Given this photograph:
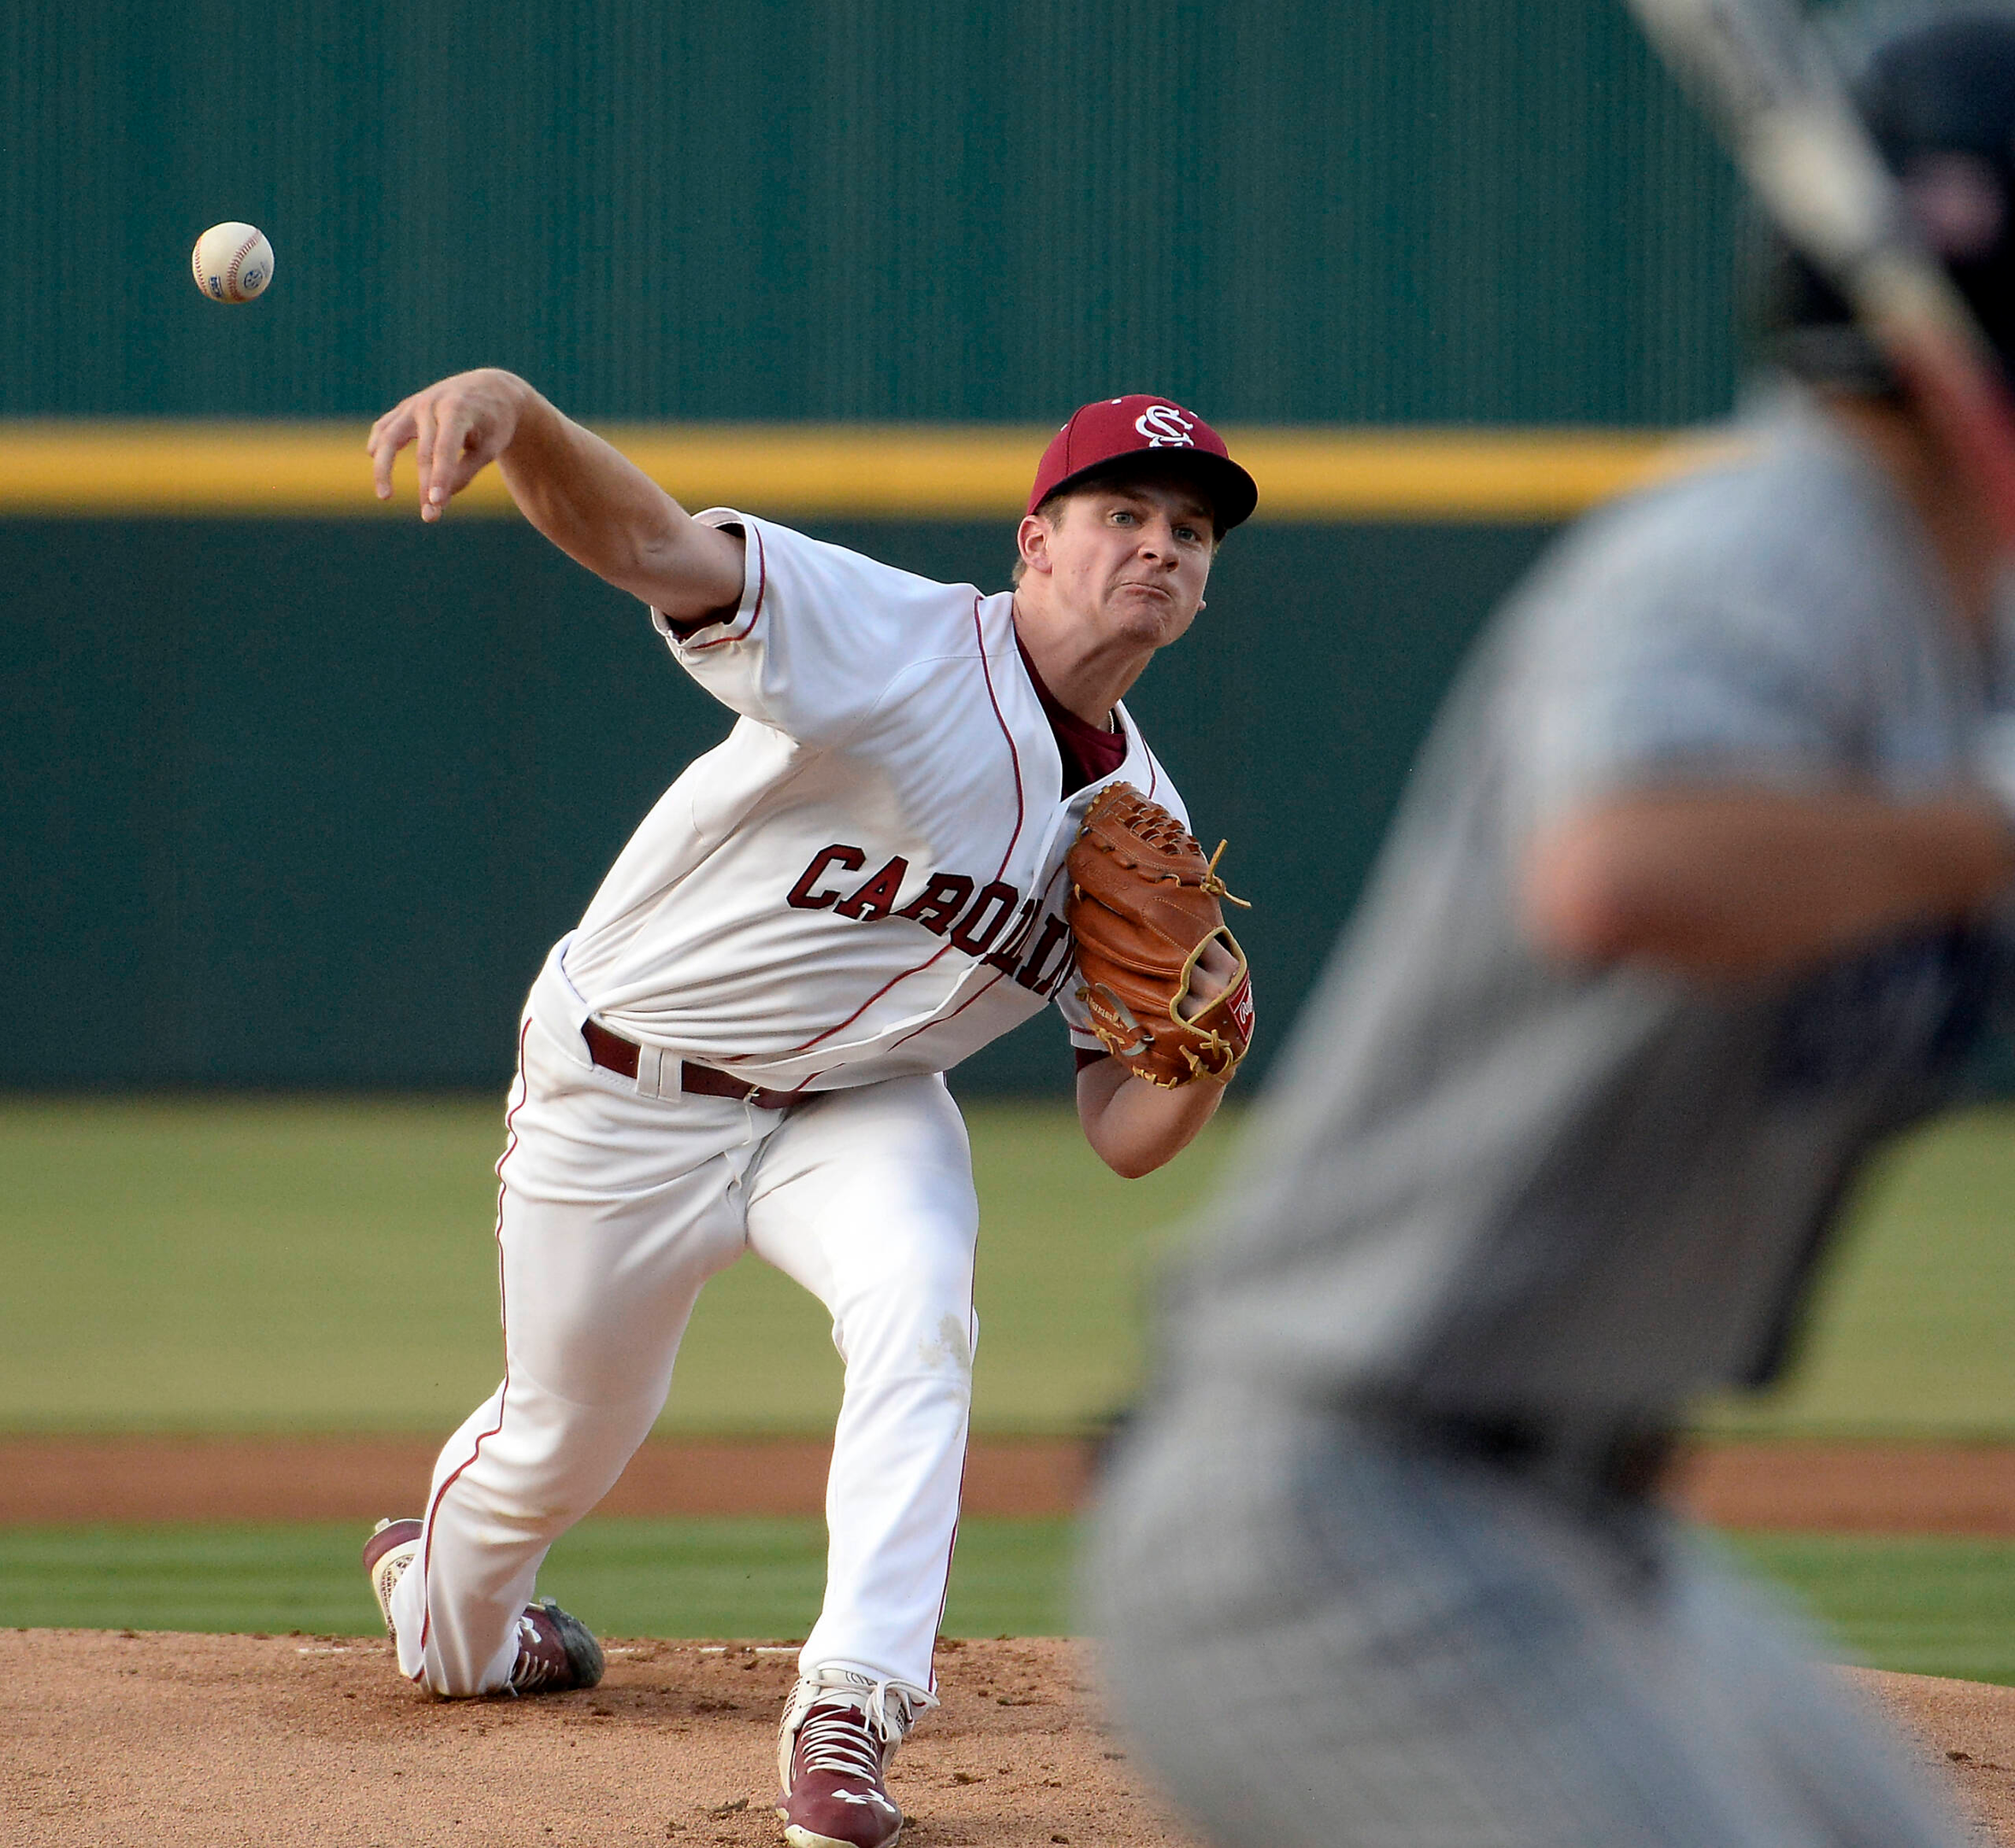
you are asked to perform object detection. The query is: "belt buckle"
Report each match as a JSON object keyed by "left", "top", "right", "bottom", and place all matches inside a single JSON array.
[{"left": 736, "top": 1079, "right": 765, "bottom": 1105}]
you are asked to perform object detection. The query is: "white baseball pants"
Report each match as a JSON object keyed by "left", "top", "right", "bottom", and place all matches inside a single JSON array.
[{"left": 389, "top": 1010, "right": 979, "bottom": 1698}]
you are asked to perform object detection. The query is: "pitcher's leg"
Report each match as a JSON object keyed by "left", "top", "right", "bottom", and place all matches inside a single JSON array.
[
  {"left": 391, "top": 1022, "right": 752, "bottom": 1693},
  {"left": 391, "top": 1349, "right": 671, "bottom": 1691},
  {"left": 745, "top": 1075, "right": 979, "bottom": 1693}
]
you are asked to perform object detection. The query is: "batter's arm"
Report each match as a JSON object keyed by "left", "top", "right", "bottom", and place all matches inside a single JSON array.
[
  {"left": 1075, "top": 936, "right": 1239, "bottom": 1176},
  {"left": 1523, "top": 785, "right": 2015, "bottom": 977},
  {"left": 367, "top": 369, "right": 744, "bottom": 624}
]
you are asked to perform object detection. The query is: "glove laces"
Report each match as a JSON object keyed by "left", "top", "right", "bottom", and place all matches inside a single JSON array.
[{"left": 1203, "top": 838, "right": 1252, "bottom": 909}]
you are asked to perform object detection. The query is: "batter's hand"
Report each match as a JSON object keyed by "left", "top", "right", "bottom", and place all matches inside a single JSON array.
[{"left": 369, "top": 369, "right": 535, "bottom": 521}]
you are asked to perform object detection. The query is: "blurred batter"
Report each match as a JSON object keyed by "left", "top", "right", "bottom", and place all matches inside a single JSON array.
[{"left": 1092, "top": 15, "right": 2015, "bottom": 1848}]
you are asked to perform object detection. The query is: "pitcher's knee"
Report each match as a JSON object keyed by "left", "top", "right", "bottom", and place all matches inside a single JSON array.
[
  {"left": 836, "top": 1297, "right": 976, "bottom": 1389},
  {"left": 460, "top": 1371, "right": 661, "bottom": 1515}
]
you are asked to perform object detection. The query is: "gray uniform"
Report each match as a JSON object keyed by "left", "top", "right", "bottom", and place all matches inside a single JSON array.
[{"left": 1089, "top": 394, "right": 2015, "bottom": 1848}]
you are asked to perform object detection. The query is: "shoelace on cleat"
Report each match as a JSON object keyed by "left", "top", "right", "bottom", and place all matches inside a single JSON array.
[
  {"left": 508, "top": 1611, "right": 564, "bottom": 1692},
  {"left": 795, "top": 1704, "right": 888, "bottom": 1785}
]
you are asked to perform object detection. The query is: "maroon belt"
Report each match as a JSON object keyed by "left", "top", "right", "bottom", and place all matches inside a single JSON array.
[{"left": 582, "top": 1019, "right": 804, "bottom": 1111}]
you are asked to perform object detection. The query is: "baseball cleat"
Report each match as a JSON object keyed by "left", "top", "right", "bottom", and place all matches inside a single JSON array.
[
  {"left": 507, "top": 1597, "right": 605, "bottom": 1694},
  {"left": 776, "top": 1671, "right": 929, "bottom": 1848},
  {"left": 361, "top": 1518, "right": 602, "bottom": 1694},
  {"left": 363, "top": 1516, "right": 423, "bottom": 1642}
]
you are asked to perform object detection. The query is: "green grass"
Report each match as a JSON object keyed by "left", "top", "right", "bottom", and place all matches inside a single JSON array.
[
  {"left": 14, "top": 1100, "right": 2015, "bottom": 1679},
  {"left": 0, "top": 1096, "right": 1231, "bottom": 1436},
  {"left": 1731, "top": 1535, "right": 2015, "bottom": 1685},
  {"left": 1699, "top": 1109, "right": 2015, "bottom": 1437},
  {"left": 7, "top": 1093, "right": 2015, "bottom": 1438},
  {"left": 8, "top": 1519, "right": 2015, "bottom": 1689},
  {"left": 0, "top": 1516, "right": 1074, "bottom": 1639}
]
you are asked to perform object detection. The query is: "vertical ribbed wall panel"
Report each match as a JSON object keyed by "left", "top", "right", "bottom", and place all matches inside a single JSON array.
[{"left": 0, "top": 0, "right": 1738, "bottom": 423}]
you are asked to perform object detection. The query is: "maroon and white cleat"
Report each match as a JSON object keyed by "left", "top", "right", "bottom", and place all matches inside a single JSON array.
[
  {"left": 506, "top": 1597, "right": 604, "bottom": 1693},
  {"left": 775, "top": 1670, "right": 933, "bottom": 1848},
  {"left": 363, "top": 1516, "right": 423, "bottom": 1642},
  {"left": 360, "top": 1518, "right": 602, "bottom": 1694}
]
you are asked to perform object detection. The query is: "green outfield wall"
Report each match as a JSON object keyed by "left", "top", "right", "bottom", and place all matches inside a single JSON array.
[
  {"left": 3, "top": 1, "right": 1746, "bottom": 1090},
  {"left": 2, "top": 512, "right": 1554, "bottom": 1091},
  {"left": 4, "top": 1, "right": 1737, "bottom": 425}
]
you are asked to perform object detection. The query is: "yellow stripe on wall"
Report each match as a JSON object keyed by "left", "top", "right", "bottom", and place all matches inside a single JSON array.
[{"left": 0, "top": 421, "right": 1733, "bottom": 521}]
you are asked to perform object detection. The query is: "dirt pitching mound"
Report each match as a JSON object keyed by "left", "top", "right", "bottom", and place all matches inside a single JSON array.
[
  {"left": 5, "top": 1630, "right": 2012, "bottom": 1847},
  {"left": 0, "top": 1631, "right": 1197, "bottom": 1848},
  {"left": 15, "top": 1435, "right": 2015, "bottom": 1531},
  {"left": 1848, "top": 1667, "right": 2015, "bottom": 1845}
]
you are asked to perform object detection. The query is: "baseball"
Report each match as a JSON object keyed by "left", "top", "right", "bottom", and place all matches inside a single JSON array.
[{"left": 190, "top": 222, "right": 275, "bottom": 304}]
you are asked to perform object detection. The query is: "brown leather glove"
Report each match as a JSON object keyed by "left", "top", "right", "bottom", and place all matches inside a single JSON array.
[{"left": 1065, "top": 782, "right": 1254, "bottom": 1087}]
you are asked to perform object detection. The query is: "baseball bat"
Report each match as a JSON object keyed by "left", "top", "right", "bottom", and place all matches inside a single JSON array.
[{"left": 1625, "top": 0, "right": 2015, "bottom": 542}]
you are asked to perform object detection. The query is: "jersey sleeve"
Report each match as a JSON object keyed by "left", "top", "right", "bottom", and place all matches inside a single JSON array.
[
  {"left": 1053, "top": 974, "right": 1106, "bottom": 1055},
  {"left": 649, "top": 511, "right": 975, "bottom": 748}
]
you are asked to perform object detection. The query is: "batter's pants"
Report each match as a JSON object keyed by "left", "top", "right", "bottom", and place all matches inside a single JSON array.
[
  {"left": 389, "top": 1012, "right": 979, "bottom": 1698},
  {"left": 1087, "top": 1378, "right": 1969, "bottom": 1848}
]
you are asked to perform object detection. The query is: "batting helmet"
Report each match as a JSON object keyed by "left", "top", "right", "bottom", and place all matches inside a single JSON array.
[{"left": 1761, "top": 9, "right": 2015, "bottom": 388}]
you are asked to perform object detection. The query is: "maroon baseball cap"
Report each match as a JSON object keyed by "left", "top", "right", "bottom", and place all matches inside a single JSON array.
[{"left": 1027, "top": 394, "right": 1259, "bottom": 532}]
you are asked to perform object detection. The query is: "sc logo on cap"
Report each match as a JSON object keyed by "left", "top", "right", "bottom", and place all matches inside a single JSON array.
[{"left": 1135, "top": 405, "right": 1196, "bottom": 447}]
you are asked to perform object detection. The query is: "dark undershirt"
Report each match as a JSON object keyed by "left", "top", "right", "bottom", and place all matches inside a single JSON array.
[{"left": 1016, "top": 636, "right": 1128, "bottom": 795}]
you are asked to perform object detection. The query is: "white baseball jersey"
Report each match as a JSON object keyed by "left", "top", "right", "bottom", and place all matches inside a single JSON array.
[{"left": 528, "top": 510, "right": 1187, "bottom": 1089}]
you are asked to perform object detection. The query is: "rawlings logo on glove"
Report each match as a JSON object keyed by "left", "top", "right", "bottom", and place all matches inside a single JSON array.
[{"left": 1066, "top": 782, "right": 1255, "bottom": 1088}]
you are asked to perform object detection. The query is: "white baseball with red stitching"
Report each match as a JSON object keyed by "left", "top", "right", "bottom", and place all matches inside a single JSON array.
[{"left": 190, "top": 222, "right": 275, "bottom": 303}]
